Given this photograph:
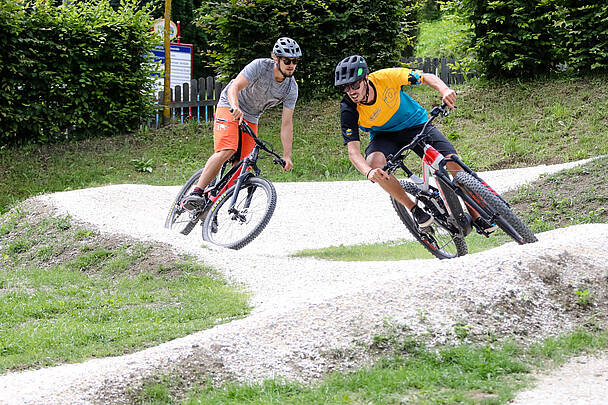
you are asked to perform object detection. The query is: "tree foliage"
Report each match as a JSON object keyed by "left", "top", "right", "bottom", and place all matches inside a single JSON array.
[
  {"left": 555, "top": 0, "right": 608, "bottom": 74},
  {"left": 0, "top": 0, "right": 159, "bottom": 145},
  {"left": 460, "top": 0, "right": 559, "bottom": 78},
  {"left": 197, "top": 0, "right": 420, "bottom": 99},
  {"left": 460, "top": 0, "right": 608, "bottom": 78}
]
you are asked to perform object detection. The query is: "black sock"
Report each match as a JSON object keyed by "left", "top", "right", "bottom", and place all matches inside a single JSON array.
[{"left": 192, "top": 187, "right": 204, "bottom": 196}]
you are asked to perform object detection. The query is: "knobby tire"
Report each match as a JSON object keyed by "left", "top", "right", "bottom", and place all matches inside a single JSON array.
[
  {"left": 202, "top": 176, "right": 276, "bottom": 250},
  {"left": 454, "top": 171, "right": 537, "bottom": 244},
  {"left": 391, "top": 180, "right": 468, "bottom": 260},
  {"left": 165, "top": 168, "right": 205, "bottom": 235}
]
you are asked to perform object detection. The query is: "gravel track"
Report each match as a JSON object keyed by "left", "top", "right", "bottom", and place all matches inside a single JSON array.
[{"left": 1, "top": 158, "right": 606, "bottom": 404}]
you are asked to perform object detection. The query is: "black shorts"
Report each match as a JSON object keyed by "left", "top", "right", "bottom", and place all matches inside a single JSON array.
[{"left": 364, "top": 124, "right": 457, "bottom": 159}]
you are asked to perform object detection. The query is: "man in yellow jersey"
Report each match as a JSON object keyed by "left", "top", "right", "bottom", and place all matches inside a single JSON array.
[{"left": 335, "top": 55, "right": 496, "bottom": 232}]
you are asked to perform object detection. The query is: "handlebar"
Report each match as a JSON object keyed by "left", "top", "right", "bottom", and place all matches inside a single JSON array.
[
  {"left": 382, "top": 103, "right": 452, "bottom": 172},
  {"left": 228, "top": 108, "right": 286, "bottom": 168},
  {"left": 237, "top": 119, "right": 287, "bottom": 168}
]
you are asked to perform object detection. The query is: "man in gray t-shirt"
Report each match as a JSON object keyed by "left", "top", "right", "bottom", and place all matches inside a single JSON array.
[{"left": 181, "top": 37, "right": 302, "bottom": 210}]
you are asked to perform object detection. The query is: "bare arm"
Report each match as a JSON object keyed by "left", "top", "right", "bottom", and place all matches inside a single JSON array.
[
  {"left": 347, "top": 141, "right": 372, "bottom": 177},
  {"left": 279, "top": 107, "right": 295, "bottom": 171},
  {"left": 422, "top": 73, "right": 457, "bottom": 109},
  {"left": 227, "top": 73, "right": 249, "bottom": 122}
]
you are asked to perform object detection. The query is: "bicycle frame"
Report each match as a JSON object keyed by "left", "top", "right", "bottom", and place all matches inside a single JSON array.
[
  {"left": 204, "top": 122, "right": 284, "bottom": 215},
  {"left": 385, "top": 104, "right": 520, "bottom": 238}
]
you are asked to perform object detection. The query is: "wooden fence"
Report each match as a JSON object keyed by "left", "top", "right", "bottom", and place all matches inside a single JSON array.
[
  {"left": 400, "top": 57, "right": 477, "bottom": 85},
  {"left": 153, "top": 76, "right": 226, "bottom": 126},
  {"left": 152, "top": 57, "right": 474, "bottom": 125}
]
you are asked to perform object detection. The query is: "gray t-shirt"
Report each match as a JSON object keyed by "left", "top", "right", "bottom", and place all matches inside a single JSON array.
[{"left": 218, "top": 58, "right": 298, "bottom": 124}]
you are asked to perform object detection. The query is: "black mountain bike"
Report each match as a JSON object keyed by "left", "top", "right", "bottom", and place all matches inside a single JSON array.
[
  {"left": 384, "top": 104, "right": 537, "bottom": 260},
  {"left": 165, "top": 121, "right": 285, "bottom": 250}
]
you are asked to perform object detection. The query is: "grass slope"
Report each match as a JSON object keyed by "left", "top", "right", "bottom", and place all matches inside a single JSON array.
[{"left": 0, "top": 202, "right": 250, "bottom": 372}]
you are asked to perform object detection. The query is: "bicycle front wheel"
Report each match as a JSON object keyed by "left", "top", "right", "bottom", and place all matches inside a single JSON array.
[
  {"left": 455, "top": 171, "right": 537, "bottom": 244},
  {"left": 202, "top": 176, "right": 277, "bottom": 250},
  {"left": 391, "top": 180, "right": 468, "bottom": 260}
]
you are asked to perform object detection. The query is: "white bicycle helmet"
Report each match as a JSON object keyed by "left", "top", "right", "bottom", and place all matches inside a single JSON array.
[{"left": 273, "top": 37, "right": 302, "bottom": 58}]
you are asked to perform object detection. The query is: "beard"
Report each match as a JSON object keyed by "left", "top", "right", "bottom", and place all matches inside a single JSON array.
[{"left": 277, "top": 63, "right": 294, "bottom": 78}]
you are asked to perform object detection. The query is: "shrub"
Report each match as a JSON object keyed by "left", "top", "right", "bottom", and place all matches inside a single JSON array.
[
  {"left": 556, "top": 1, "right": 608, "bottom": 74},
  {"left": 0, "top": 0, "right": 159, "bottom": 145},
  {"left": 460, "top": 0, "right": 560, "bottom": 78},
  {"left": 197, "top": 0, "right": 420, "bottom": 99}
]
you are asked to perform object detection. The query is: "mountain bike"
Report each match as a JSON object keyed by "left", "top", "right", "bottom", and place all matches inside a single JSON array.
[
  {"left": 384, "top": 104, "right": 537, "bottom": 260},
  {"left": 165, "top": 121, "right": 285, "bottom": 250}
]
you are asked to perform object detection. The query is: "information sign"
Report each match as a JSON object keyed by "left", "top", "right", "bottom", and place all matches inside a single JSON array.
[{"left": 150, "top": 43, "right": 193, "bottom": 94}]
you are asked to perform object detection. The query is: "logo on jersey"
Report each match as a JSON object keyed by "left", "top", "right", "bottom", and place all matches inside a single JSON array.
[
  {"left": 382, "top": 87, "right": 397, "bottom": 108},
  {"left": 369, "top": 107, "right": 381, "bottom": 121},
  {"left": 408, "top": 71, "right": 422, "bottom": 85}
]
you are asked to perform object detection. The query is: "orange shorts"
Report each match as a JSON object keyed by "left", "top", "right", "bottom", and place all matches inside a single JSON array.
[{"left": 213, "top": 106, "right": 258, "bottom": 160}]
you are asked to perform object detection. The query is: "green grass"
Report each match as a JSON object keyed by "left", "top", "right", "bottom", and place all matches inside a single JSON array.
[
  {"left": 133, "top": 329, "right": 608, "bottom": 404},
  {"left": 293, "top": 232, "right": 511, "bottom": 261},
  {"left": 508, "top": 156, "right": 608, "bottom": 230},
  {"left": 1, "top": 19, "right": 607, "bottom": 405},
  {"left": 415, "top": 13, "right": 473, "bottom": 60},
  {"left": 0, "top": 210, "right": 250, "bottom": 371}
]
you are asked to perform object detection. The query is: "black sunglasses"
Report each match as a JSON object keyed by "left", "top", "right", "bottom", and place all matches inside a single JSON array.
[
  {"left": 342, "top": 78, "right": 364, "bottom": 93},
  {"left": 281, "top": 58, "right": 300, "bottom": 65}
]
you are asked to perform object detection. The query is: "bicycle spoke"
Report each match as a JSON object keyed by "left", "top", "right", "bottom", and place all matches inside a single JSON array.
[{"left": 203, "top": 177, "right": 277, "bottom": 249}]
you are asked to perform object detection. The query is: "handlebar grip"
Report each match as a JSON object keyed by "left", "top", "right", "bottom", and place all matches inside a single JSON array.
[{"left": 274, "top": 157, "right": 286, "bottom": 168}]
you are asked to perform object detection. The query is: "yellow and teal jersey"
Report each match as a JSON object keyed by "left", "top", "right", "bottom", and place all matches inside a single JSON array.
[{"left": 339, "top": 68, "right": 427, "bottom": 144}]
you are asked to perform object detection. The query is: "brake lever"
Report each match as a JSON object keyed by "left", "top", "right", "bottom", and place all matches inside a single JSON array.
[
  {"left": 380, "top": 153, "right": 395, "bottom": 172},
  {"left": 273, "top": 157, "right": 286, "bottom": 168}
]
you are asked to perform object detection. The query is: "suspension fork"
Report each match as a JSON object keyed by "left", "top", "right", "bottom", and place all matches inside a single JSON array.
[
  {"left": 435, "top": 168, "right": 521, "bottom": 237},
  {"left": 449, "top": 155, "right": 508, "bottom": 205},
  {"left": 433, "top": 170, "right": 492, "bottom": 219}
]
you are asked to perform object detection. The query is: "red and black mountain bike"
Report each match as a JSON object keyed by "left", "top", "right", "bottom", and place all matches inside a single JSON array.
[
  {"left": 384, "top": 104, "right": 537, "bottom": 259},
  {"left": 165, "top": 121, "right": 285, "bottom": 250}
]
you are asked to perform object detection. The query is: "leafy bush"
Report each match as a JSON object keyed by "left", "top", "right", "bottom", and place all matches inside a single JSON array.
[
  {"left": 459, "top": 0, "right": 608, "bottom": 78},
  {"left": 197, "top": 0, "right": 420, "bottom": 99},
  {"left": 0, "top": 0, "right": 159, "bottom": 145},
  {"left": 460, "top": 0, "right": 560, "bottom": 78},
  {"left": 418, "top": 0, "right": 441, "bottom": 21},
  {"left": 556, "top": 1, "right": 608, "bottom": 74}
]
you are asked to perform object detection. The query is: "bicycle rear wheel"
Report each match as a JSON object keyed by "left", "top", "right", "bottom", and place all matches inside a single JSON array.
[
  {"left": 165, "top": 169, "right": 203, "bottom": 235},
  {"left": 202, "top": 176, "right": 276, "bottom": 250},
  {"left": 454, "top": 171, "right": 537, "bottom": 244},
  {"left": 391, "top": 180, "right": 468, "bottom": 260}
]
